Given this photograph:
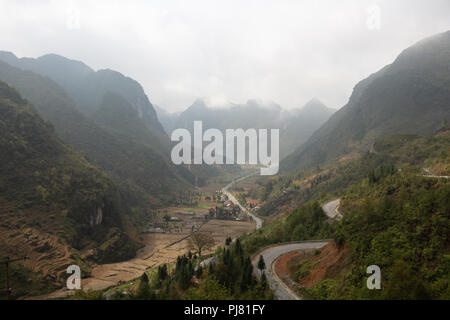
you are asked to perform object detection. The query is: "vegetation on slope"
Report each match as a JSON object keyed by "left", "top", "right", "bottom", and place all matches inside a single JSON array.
[
  {"left": 242, "top": 202, "right": 333, "bottom": 254},
  {"left": 0, "top": 60, "right": 194, "bottom": 206},
  {"left": 244, "top": 130, "right": 449, "bottom": 299},
  {"left": 68, "top": 239, "right": 272, "bottom": 300},
  {"left": 0, "top": 81, "right": 139, "bottom": 298},
  {"left": 308, "top": 172, "right": 449, "bottom": 299}
]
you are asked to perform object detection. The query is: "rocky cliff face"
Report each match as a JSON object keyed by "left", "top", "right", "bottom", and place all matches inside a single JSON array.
[{"left": 90, "top": 205, "right": 104, "bottom": 228}]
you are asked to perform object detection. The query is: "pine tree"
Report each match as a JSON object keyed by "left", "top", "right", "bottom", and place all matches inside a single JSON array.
[
  {"left": 257, "top": 255, "right": 266, "bottom": 275},
  {"left": 261, "top": 271, "right": 268, "bottom": 290},
  {"left": 158, "top": 264, "right": 168, "bottom": 284},
  {"left": 136, "top": 272, "right": 151, "bottom": 299}
]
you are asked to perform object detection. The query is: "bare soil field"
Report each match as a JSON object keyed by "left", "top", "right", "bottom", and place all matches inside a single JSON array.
[
  {"left": 274, "top": 241, "right": 351, "bottom": 291},
  {"left": 29, "top": 218, "right": 254, "bottom": 299}
]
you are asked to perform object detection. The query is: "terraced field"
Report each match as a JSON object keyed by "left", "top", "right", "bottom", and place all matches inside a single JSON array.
[{"left": 0, "top": 198, "right": 72, "bottom": 281}]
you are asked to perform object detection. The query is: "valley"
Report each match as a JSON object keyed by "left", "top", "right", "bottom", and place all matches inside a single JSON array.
[
  {"left": 27, "top": 174, "right": 257, "bottom": 299},
  {"left": 0, "top": 27, "right": 449, "bottom": 301}
]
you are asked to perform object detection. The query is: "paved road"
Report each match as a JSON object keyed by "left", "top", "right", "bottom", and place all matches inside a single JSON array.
[
  {"left": 249, "top": 199, "right": 340, "bottom": 300},
  {"left": 252, "top": 241, "right": 329, "bottom": 300},
  {"left": 321, "top": 198, "right": 342, "bottom": 220},
  {"left": 222, "top": 174, "right": 263, "bottom": 229},
  {"left": 422, "top": 168, "right": 449, "bottom": 179}
]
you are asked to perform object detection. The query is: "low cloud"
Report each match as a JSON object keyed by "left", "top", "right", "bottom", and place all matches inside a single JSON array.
[{"left": 1, "top": 0, "right": 449, "bottom": 111}]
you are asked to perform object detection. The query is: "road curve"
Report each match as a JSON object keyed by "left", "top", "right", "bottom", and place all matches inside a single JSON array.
[
  {"left": 222, "top": 174, "right": 263, "bottom": 229},
  {"left": 249, "top": 199, "right": 340, "bottom": 300},
  {"left": 252, "top": 241, "right": 329, "bottom": 300},
  {"left": 321, "top": 198, "right": 342, "bottom": 220},
  {"left": 422, "top": 168, "right": 449, "bottom": 179}
]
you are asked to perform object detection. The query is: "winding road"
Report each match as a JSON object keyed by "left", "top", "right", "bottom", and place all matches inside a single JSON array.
[
  {"left": 321, "top": 198, "right": 342, "bottom": 220},
  {"left": 422, "top": 168, "right": 450, "bottom": 179},
  {"left": 222, "top": 174, "right": 263, "bottom": 229},
  {"left": 252, "top": 241, "right": 329, "bottom": 300},
  {"left": 251, "top": 166, "right": 448, "bottom": 299},
  {"left": 249, "top": 198, "right": 341, "bottom": 300}
]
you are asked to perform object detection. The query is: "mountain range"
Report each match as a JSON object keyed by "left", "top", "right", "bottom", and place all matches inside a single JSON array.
[
  {"left": 0, "top": 29, "right": 449, "bottom": 299},
  {"left": 0, "top": 53, "right": 195, "bottom": 203},
  {"left": 156, "top": 97, "right": 336, "bottom": 160}
]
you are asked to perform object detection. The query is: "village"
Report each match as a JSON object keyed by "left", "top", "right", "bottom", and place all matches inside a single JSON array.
[
  {"left": 31, "top": 176, "right": 262, "bottom": 297},
  {"left": 144, "top": 189, "right": 259, "bottom": 235}
]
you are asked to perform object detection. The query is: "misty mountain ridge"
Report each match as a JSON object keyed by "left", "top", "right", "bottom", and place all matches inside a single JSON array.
[
  {"left": 155, "top": 97, "right": 335, "bottom": 159},
  {"left": 282, "top": 30, "right": 450, "bottom": 172},
  {"left": 0, "top": 55, "right": 195, "bottom": 204},
  {"left": 0, "top": 51, "right": 165, "bottom": 137}
]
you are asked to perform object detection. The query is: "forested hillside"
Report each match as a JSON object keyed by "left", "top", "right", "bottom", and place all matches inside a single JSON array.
[
  {"left": 0, "top": 81, "right": 139, "bottom": 297},
  {"left": 242, "top": 129, "right": 449, "bottom": 299},
  {"left": 0, "top": 60, "right": 195, "bottom": 205}
]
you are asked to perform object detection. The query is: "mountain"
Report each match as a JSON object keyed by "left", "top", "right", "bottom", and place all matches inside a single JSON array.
[
  {"left": 157, "top": 98, "right": 334, "bottom": 159},
  {"left": 154, "top": 104, "right": 180, "bottom": 135},
  {"left": 281, "top": 98, "right": 336, "bottom": 158},
  {"left": 0, "top": 58, "right": 194, "bottom": 203},
  {"left": 0, "top": 52, "right": 165, "bottom": 134},
  {"left": 282, "top": 30, "right": 450, "bottom": 172},
  {"left": 0, "top": 51, "right": 168, "bottom": 157},
  {"left": 0, "top": 81, "right": 139, "bottom": 297},
  {"left": 176, "top": 98, "right": 283, "bottom": 131}
]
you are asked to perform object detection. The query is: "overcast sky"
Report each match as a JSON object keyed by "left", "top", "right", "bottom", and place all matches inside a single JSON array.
[{"left": 1, "top": 0, "right": 449, "bottom": 112}]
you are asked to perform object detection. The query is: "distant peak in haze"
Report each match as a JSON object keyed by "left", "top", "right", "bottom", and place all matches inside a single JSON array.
[
  {"left": 0, "top": 51, "right": 17, "bottom": 61},
  {"left": 189, "top": 98, "right": 209, "bottom": 110},
  {"left": 301, "top": 98, "right": 329, "bottom": 112},
  {"left": 245, "top": 98, "right": 281, "bottom": 111},
  {"left": 37, "top": 53, "right": 94, "bottom": 75},
  {"left": 187, "top": 97, "right": 282, "bottom": 112}
]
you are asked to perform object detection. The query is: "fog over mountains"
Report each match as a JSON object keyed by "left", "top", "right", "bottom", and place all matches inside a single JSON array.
[
  {"left": 0, "top": 27, "right": 449, "bottom": 300},
  {"left": 0, "top": 52, "right": 196, "bottom": 201},
  {"left": 156, "top": 97, "right": 335, "bottom": 159},
  {"left": 0, "top": 51, "right": 165, "bottom": 135}
]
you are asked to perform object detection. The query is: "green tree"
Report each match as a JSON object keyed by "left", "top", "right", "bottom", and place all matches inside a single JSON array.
[
  {"left": 257, "top": 255, "right": 266, "bottom": 276},
  {"left": 157, "top": 264, "right": 168, "bottom": 284},
  {"left": 136, "top": 272, "right": 151, "bottom": 299}
]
